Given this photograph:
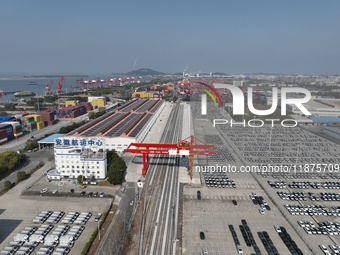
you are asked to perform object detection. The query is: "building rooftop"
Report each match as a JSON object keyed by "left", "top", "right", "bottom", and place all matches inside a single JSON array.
[
  {"left": 38, "top": 133, "right": 64, "bottom": 144},
  {"left": 68, "top": 99, "right": 162, "bottom": 138}
]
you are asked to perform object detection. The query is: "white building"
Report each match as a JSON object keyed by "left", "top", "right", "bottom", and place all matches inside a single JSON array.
[{"left": 54, "top": 147, "right": 107, "bottom": 180}]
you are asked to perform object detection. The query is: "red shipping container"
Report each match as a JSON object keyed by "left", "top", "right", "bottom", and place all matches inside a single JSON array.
[{"left": 0, "top": 129, "right": 7, "bottom": 139}]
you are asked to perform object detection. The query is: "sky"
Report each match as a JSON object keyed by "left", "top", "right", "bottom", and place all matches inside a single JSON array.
[{"left": 1, "top": 0, "right": 340, "bottom": 75}]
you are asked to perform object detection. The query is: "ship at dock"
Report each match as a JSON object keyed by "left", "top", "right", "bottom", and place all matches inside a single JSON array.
[{"left": 14, "top": 91, "right": 36, "bottom": 97}]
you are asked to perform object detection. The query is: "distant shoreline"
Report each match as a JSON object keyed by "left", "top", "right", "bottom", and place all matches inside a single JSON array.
[{"left": 0, "top": 75, "right": 89, "bottom": 81}]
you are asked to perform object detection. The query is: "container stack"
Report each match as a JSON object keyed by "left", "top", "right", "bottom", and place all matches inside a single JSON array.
[
  {"left": 0, "top": 123, "right": 14, "bottom": 141},
  {"left": 85, "top": 102, "right": 93, "bottom": 112},
  {"left": 37, "top": 110, "right": 58, "bottom": 126},
  {"left": 13, "top": 123, "right": 23, "bottom": 138},
  {"left": 56, "top": 103, "right": 92, "bottom": 119},
  {"left": 27, "top": 114, "right": 45, "bottom": 130},
  {"left": 21, "top": 116, "right": 37, "bottom": 132},
  {"left": 0, "top": 121, "right": 23, "bottom": 139},
  {"left": 0, "top": 127, "right": 7, "bottom": 145}
]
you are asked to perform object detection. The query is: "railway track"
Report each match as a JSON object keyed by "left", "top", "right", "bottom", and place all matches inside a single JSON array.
[{"left": 137, "top": 103, "right": 183, "bottom": 255}]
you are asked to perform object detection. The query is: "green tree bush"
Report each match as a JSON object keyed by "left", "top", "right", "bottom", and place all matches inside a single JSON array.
[
  {"left": 17, "top": 171, "right": 27, "bottom": 182},
  {"left": 4, "top": 180, "right": 12, "bottom": 190}
]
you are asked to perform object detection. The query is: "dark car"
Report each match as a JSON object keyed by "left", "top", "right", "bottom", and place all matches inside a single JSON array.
[
  {"left": 70, "top": 189, "right": 75, "bottom": 193},
  {"left": 232, "top": 199, "right": 238, "bottom": 205},
  {"left": 197, "top": 191, "right": 202, "bottom": 200},
  {"left": 80, "top": 191, "right": 86, "bottom": 196},
  {"left": 88, "top": 192, "right": 93, "bottom": 197},
  {"left": 200, "top": 231, "right": 205, "bottom": 240}
]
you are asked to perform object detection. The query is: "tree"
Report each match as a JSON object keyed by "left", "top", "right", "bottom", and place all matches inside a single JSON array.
[
  {"left": 77, "top": 175, "right": 86, "bottom": 184},
  {"left": 24, "top": 139, "right": 38, "bottom": 151},
  {"left": 0, "top": 151, "right": 21, "bottom": 175},
  {"left": 17, "top": 171, "right": 27, "bottom": 182},
  {"left": 107, "top": 152, "right": 126, "bottom": 185},
  {"left": 4, "top": 180, "right": 12, "bottom": 190},
  {"left": 88, "top": 111, "right": 96, "bottom": 119}
]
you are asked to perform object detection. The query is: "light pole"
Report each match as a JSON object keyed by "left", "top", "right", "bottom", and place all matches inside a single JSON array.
[
  {"left": 97, "top": 219, "right": 102, "bottom": 240},
  {"left": 37, "top": 94, "right": 39, "bottom": 112}
]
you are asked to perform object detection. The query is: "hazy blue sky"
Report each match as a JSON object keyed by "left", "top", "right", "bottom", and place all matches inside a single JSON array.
[{"left": 1, "top": 1, "right": 340, "bottom": 74}]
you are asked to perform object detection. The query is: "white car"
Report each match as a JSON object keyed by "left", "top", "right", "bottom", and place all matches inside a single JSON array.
[
  {"left": 237, "top": 245, "right": 243, "bottom": 254},
  {"left": 40, "top": 188, "right": 48, "bottom": 194},
  {"left": 319, "top": 245, "right": 329, "bottom": 254},
  {"left": 274, "top": 225, "right": 282, "bottom": 233}
]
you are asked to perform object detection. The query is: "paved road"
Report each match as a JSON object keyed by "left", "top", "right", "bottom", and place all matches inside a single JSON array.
[
  {"left": 0, "top": 149, "right": 54, "bottom": 192},
  {"left": 96, "top": 182, "right": 137, "bottom": 255}
]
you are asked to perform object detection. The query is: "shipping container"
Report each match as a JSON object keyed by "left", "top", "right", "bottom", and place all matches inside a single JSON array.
[
  {"left": 0, "top": 116, "right": 16, "bottom": 122},
  {"left": 0, "top": 129, "right": 7, "bottom": 139}
]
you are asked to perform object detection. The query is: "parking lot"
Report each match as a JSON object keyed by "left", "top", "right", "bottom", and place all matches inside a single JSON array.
[
  {"left": 0, "top": 167, "right": 112, "bottom": 255},
  {"left": 188, "top": 105, "right": 340, "bottom": 254},
  {"left": 182, "top": 184, "right": 312, "bottom": 255}
]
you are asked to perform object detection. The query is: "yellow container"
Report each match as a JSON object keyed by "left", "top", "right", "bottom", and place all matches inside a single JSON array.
[
  {"left": 65, "top": 100, "right": 76, "bottom": 107},
  {"left": 37, "top": 121, "right": 45, "bottom": 130},
  {"left": 91, "top": 98, "right": 106, "bottom": 107},
  {"left": 26, "top": 114, "right": 42, "bottom": 123}
]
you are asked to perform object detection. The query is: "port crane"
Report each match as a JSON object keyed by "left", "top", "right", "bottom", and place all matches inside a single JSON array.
[
  {"left": 45, "top": 79, "right": 54, "bottom": 95},
  {"left": 74, "top": 78, "right": 86, "bottom": 91},
  {"left": 126, "top": 135, "right": 216, "bottom": 179},
  {"left": 57, "top": 76, "right": 64, "bottom": 94}
]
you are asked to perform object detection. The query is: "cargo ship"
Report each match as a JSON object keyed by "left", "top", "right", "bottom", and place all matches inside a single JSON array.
[{"left": 14, "top": 91, "right": 36, "bottom": 97}]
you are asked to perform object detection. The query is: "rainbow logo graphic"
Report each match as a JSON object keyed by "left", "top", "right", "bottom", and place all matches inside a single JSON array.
[{"left": 197, "top": 81, "right": 223, "bottom": 114}]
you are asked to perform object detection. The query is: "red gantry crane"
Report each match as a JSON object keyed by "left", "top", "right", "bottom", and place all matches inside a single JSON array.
[
  {"left": 45, "top": 79, "right": 54, "bottom": 95},
  {"left": 74, "top": 78, "right": 86, "bottom": 91},
  {"left": 126, "top": 135, "right": 216, "bottom": 179},
  {"left": 57, "top": 76, "right": 64, "bottom": 94}
]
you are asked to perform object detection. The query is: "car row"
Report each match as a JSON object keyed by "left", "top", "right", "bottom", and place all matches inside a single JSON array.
[
  {"left": 319, "top": 244, "right": 340, "bottom": 255},
  {"left": 74, "top": 212, "right": 92, "bottom": 225},
  {"left": 297, "top": 220, "right": 315, "bottom": 228},
  {"left": 288, "top": 181, "right": 322, "bottom": 189},
  {"left": 258, "top": 231, "right": 279, "bottom": 255},
  {"left": 45, "top": 212, "right": 65, "bottom": 224},
  {"left": 203, "top": 172, "right": 236, "bottom": 188},
  {"left": 61, "top": 212, "right": 80, "bottom": 225},
  {"left": 277, "top": 191, "right": 308, "bottom": 201},
  {"left": 284, "top": 204, "right": 340, "bottom": 217},
  {"left": 228, "top": 225, "right": 243, "bottom": 254},
  {"left": 277, "top": 226, "right": 303, "bottom": 255},
  {"left": 79, "top": 191, "right": 105, "bottom": 197},
  {"left": 240, "top": 219, "right": 262, "bottom": 255},
  {"left": 320, "top": 192, "right": 340, "bottom": 201},
  {"left": 267, "top": 181, "right": 286, "bottom": 189},
  {"left": 302, "top": 221, "right": 340, "bottom": 236},
  {"left": 32, "top": 211, "right": 54, "bottom": 224}
]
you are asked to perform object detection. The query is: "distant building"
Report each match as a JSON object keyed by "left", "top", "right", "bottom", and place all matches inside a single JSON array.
[{"left": 233, "top": 80, "right": 244, "bottom": 87}]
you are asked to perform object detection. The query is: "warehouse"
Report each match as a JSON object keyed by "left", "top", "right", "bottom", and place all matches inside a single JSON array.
[
  {"left": 57, "top": 98, "right": 164, "bottom": 152},
  {"left": 53, "top": 99, "right": 164, "bottom": 179}
]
